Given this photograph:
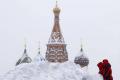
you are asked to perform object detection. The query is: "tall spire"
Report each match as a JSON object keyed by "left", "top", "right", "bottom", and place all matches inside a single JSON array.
[
  {"left": 46, "top": 2, "right": 68, "bottom": 63},
  {"left": 53, "top": 1, "right": 61, "bottom": 32},
  {"left": 48, "top": 1, "right": 64, "bottom": 44}
]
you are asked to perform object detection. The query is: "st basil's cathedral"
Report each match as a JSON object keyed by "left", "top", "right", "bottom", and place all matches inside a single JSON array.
[{"left": 16, "top": 2, "right": 89, "bottom": 68}]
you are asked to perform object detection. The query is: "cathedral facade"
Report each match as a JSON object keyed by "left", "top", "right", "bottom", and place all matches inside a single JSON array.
[{"left": 16, "top": 3, "right": 89, "bottom": 68}]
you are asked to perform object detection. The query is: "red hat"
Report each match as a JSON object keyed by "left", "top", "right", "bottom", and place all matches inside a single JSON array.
[{"left": 103, "top": 59, "right": 109, "bottom": 64}]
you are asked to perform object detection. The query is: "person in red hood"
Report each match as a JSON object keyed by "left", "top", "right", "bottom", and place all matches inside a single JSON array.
[
  {"left": 97, "top": 62, "right": 104, "bottom": 75},
  {"left": 97, "top": 59, "right": 113, "bottom": 80}
]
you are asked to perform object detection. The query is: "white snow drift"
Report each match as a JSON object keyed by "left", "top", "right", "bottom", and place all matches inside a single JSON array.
[{"left": 2, "top": 61, "right": 103, "bottom": 80}]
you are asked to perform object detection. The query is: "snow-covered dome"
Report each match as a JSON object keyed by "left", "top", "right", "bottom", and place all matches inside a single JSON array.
[
  {"left": 74, "top": 46, "right": 89, "bottom": 67},
  {"left": 34, "top": 52, "right": 45, "bottom": 63},
  {"left": 16, "top": 48, "right": 32, "bottom": 66}
]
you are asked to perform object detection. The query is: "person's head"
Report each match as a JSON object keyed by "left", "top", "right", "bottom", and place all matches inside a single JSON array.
[{"left": 103, "top": 59, "right": 109, "bottom": 64}]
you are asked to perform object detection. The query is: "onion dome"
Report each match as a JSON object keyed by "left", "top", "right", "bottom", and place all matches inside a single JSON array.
[
  {"left": 16, "top": 44, "right": 32, "bottom": 66},
  {"left": 53, "top": 1, "right": 60, "bottom": 14},
  {"left": 74, "top": 44, "right": 89, "bottom": 67},
  {"left": 34, "top": 42, "right": 45, "bottom": 63}
]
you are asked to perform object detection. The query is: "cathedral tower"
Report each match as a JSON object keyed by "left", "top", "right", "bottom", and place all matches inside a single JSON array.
[{"left": 45, "top": 2, "right": 68, "bottom": 63}]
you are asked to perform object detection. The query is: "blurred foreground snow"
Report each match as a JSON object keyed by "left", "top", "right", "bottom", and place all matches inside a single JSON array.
[{"left": 1, "top": 61, "right": 103, "bottom": 80}]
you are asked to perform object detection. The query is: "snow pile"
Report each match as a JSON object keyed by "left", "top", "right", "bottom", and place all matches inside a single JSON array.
[
  {"left": 2, "top": 61, "right": 103, "bottom": 80},
  {"left": 0, "top": 75, "right": 3, "bottom": 80}
]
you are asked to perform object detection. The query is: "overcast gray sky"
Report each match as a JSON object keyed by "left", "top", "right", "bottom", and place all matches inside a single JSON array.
[{"left": 0, "top": 0, "right": 120, "bottom": 79}]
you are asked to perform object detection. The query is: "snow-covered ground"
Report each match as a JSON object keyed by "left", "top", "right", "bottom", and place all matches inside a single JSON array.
[
  {"left": 0, "top": 75, "right": 3, "bottom": 80},
  {"left": 1, "top": 61, "right": 103, "bottom": 80}
]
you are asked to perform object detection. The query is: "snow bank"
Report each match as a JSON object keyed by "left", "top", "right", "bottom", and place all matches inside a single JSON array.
[
  {"left": 0, "top": 75, "right": 3, "bottom": 80},
  {"left": 2, "top": 61, "right": 103, "bottom": 80}
]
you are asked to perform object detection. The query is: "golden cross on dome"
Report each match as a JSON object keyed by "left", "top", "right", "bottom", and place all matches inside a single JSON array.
[
  {"left": 81, "top": 44, "right": 83, "bottom": 49},
  {"left": 56, "top": 0, "right": 58, "bottom": 7},
  {"left": 80, "top": 39, "right": 84, "bottom": 52},
  {"left": 38, "top": 41, "right": 40, "bottom": 51},
  {"left": 24, "top": 38, "right": 27, "bottom": 49},
  {"left": 81, "top": 44, "right": 83, "bottom": 52},
  {"left": 23, "top": 38, "right": 27, "bottom": 53}
]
